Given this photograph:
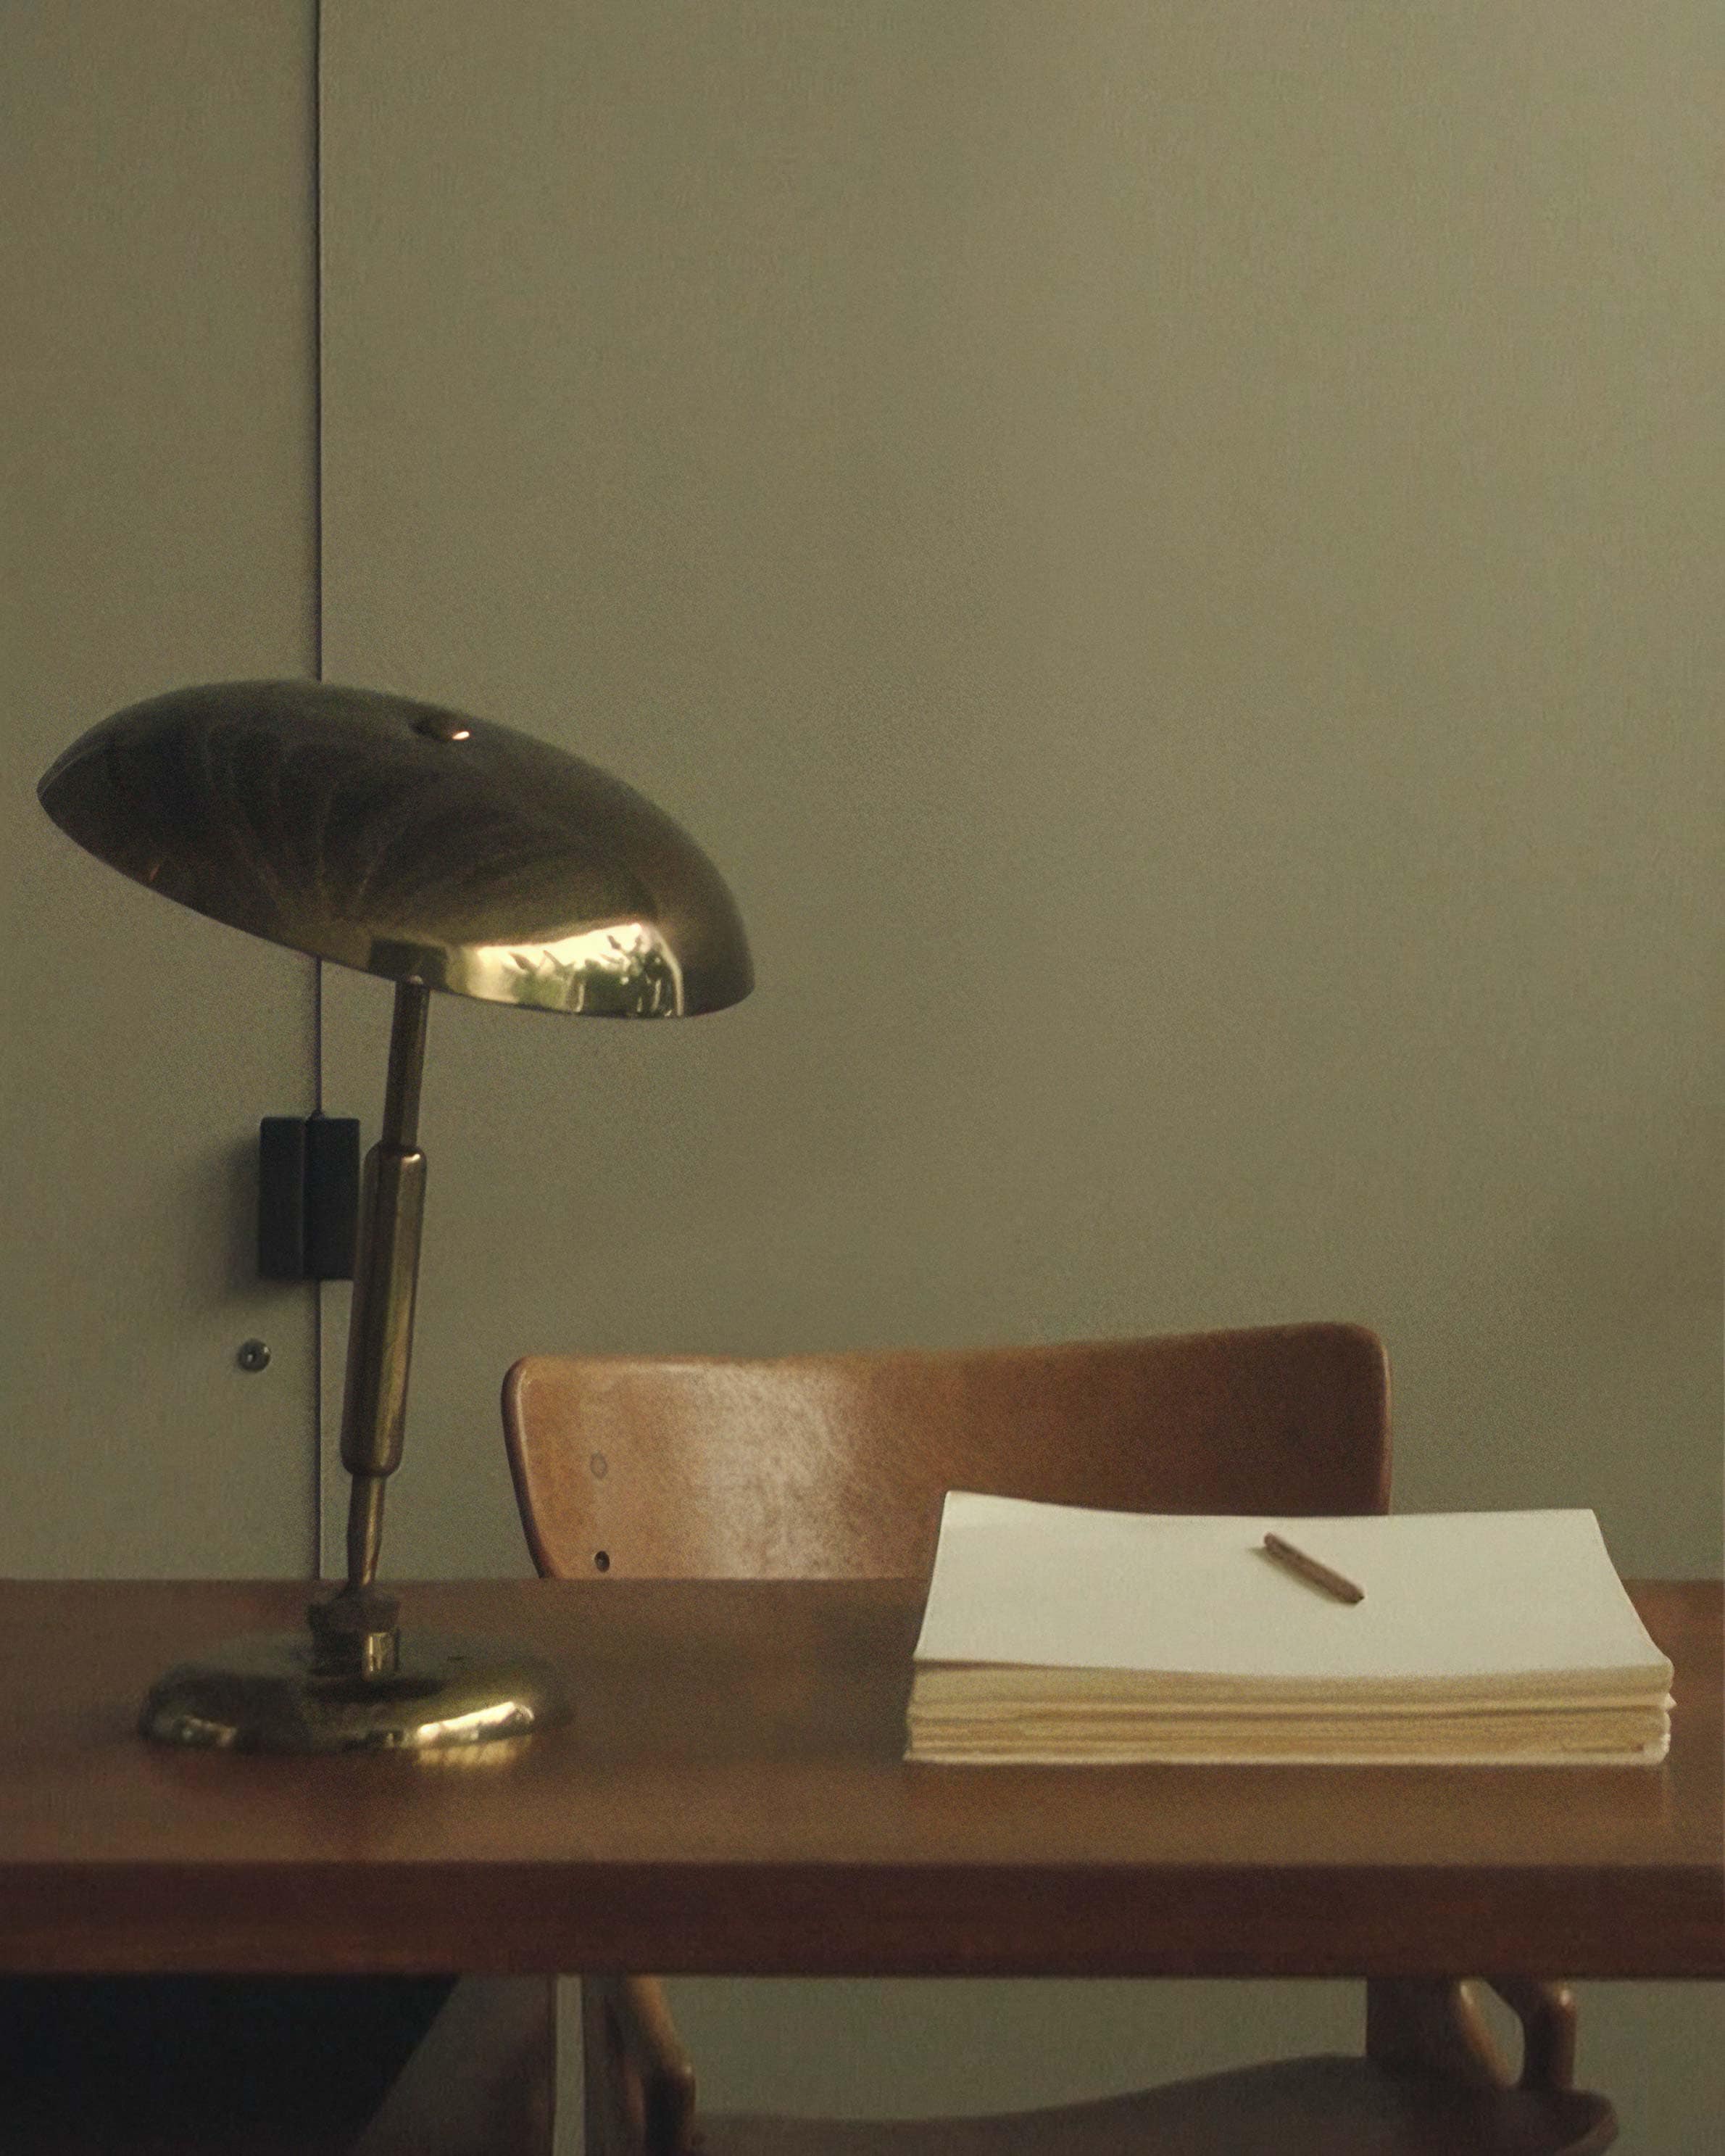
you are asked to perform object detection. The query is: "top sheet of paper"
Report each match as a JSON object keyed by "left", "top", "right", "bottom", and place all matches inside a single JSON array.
[{"left": 913, "top": 1496, "right": 1671, "bottom": 1685}]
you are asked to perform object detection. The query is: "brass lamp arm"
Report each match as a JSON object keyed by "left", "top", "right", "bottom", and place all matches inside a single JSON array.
[{"left": 339, "top": 979, "right": 431, "bottom": 1600}]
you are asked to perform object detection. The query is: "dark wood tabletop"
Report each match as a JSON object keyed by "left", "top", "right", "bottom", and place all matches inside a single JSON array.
[{"left": 1, "top": 1578, "right": 1718, "bottom": 1980}]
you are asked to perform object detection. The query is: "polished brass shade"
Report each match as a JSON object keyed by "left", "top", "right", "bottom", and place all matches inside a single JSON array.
[
  {"left": 40, "top": 679, "right": 753, "bottom": 1751},
  {"left": 39, "top": 678, "right": 753, "bottom": 1019}
]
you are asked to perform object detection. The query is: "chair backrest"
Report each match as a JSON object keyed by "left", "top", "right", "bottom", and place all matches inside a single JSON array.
[{"left": 502, "top": 1322, "right": 1391, "bottom": 1581}]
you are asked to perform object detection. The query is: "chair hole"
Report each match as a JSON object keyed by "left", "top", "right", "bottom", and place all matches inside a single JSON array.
[{"left": 594, "top": 1550, "right": 610, "bottom": 1572}]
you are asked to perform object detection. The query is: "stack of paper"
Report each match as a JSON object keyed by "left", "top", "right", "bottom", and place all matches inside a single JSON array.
[{"left": 907, "top": 1496, "right": 1673, "bottom": 1765}]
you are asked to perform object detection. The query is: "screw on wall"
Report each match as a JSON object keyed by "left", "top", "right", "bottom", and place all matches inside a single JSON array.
[{"left": 236, "top": 1339, "right": 272, "bottom": 1373}]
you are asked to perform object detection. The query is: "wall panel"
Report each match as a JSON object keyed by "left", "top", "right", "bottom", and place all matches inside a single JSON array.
[{"left": 1, "top": 0, "right": 321, "bottom": 1575}]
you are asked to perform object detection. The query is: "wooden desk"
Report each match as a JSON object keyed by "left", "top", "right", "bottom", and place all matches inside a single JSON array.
[{"left": 1, "top": 1579, "right": 1718, "bottom": 1981}]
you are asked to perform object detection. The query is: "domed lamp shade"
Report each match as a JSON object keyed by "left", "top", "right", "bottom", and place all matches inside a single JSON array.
[{"left": 39, "top": 680, "right": 753, "bottom": 1750}]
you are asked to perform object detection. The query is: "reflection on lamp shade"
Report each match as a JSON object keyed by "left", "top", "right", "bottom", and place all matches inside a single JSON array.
[
  {"left": 37, "top": 679, "right": 752, "bottom": 1018},
  {"left": 423, "top": 919, "right": 684, "bottom": 1016}
]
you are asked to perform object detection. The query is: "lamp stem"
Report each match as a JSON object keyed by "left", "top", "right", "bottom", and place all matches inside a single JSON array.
[
  {"left": 344, "top": 1476, "right": 388, "bottom": 1601},
  {"left": 338, "top": 980, "right": 431, "bottom": 1594},
  {"left": 378, "top": 976, "right": 428, "bottom": 1150}
]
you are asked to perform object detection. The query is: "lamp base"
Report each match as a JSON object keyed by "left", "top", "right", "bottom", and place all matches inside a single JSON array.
[{"left": 139, "top": 1629, "right": 570, "bottom": 1751}]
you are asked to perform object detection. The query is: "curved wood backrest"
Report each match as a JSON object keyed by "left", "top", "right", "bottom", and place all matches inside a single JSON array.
[{"left": 502, "top": 1322, "right": 1391, "bottom": 1581}]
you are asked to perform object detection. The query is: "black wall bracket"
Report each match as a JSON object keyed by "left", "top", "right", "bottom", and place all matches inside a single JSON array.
[{"left": 259, "top": 1114, "right": 361, "bottom": 1281}]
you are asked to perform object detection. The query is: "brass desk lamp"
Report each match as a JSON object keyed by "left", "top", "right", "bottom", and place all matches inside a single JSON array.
[{"left": 38, "top": 679, "right": 752, "bottom": 1751}]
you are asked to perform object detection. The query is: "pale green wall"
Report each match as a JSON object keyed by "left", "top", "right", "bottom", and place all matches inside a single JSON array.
[
  {"left": 1, "top": 0, "right": 320, "bottom": 1575},
  {"left": 323, "top": 0, "right": 1720, "bottom": 1585}
]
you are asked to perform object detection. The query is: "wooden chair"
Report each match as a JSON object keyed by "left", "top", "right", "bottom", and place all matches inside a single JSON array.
[{"left": 502, "top": 1323, "right": 1618, "bottom": 2156}]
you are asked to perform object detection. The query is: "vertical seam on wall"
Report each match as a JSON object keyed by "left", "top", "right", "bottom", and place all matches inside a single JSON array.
[
  {"left": 312, "top": 0, "right": 328, "bottom": 1577},
  {"left": 312, "top": 0, "right": 325, "bottom": 707},
  {"left": 312, "top": 0, "right": 326, "bottom": 1100}
]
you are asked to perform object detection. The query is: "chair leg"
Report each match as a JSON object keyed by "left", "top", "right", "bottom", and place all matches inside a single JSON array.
[
  {"left": 1365, "top": 1977, "right": 1515, "bottom": 2089},
  {"left": 583, "top": 1974, "right": 699, "bottom": 2156},
  {"left": 1366, "top": 1975, "right": 1585, "bottom": 2095},
  {"left": 1484, "top": 1977, "right": 1580, "bottom": 2092}
]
